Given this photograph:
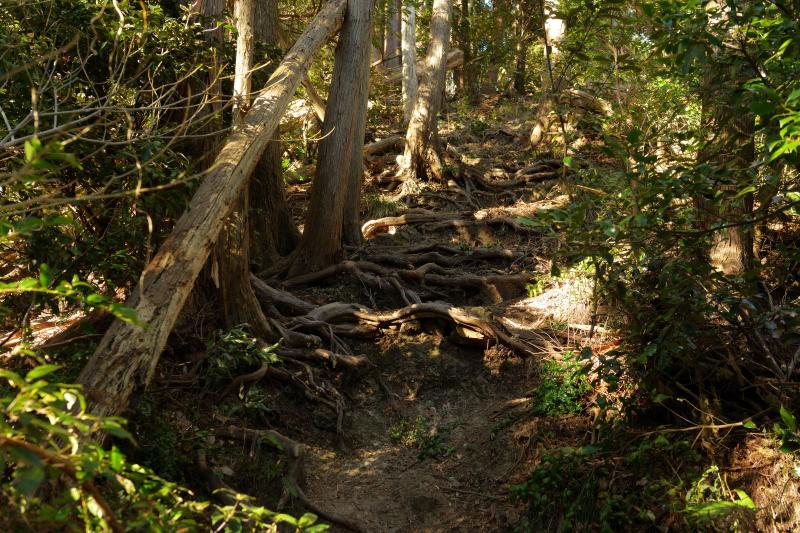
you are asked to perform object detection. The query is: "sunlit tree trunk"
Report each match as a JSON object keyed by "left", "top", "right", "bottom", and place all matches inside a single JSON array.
[
  {"left": 401, "top": 3, "right": 418, "bottom": 125},
  {"left": 698, "top": 64, "right": 755, "bottom": 276},
  {"left": 458, "top": 0, "right": 479, "bottom": 104},
  {"left": 232, "top": 0, "right": 254, "bottom": 122},
  {"left": 399, "top": 0, "right": 452, "bottom": 190},
  {"left": 529, "top": 2, "right": 564, "bottom": 148},
  {"left": 288, "top": 0, "right": 374, "bottom": 274}
]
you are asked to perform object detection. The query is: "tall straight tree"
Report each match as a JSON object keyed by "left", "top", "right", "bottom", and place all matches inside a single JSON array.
[
  {"left": 399, "top": 0, "right": 452, "bottom": 190},
  {"left": 456, "top": 0, "right": 478, "bottom": 103},
  {"left": 401, "top": 2, "right": 418, "bottom": 124},
  {"left": 250, "top": 0, "right": 301, "bottom": 268},
  {"left": 287, "top": 0, "right": 374, "bottom": 274},
  {"left": 214, "top": 0, "right": 273, "bottom": 336},
  {"left": 384, "top": 0, "right": 401, "bottom": 68},
  {"left": 697, "top": 1, "right": 755, "bottom": 276},
  {"left": 529, "top": 0, "right": 565, "bottom": 147}
]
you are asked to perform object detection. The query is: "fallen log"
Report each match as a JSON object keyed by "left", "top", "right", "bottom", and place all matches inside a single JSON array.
[
  {"left": 76, "top": 0, "right": 349, "bottom": 421},
  {"left": 363, "top": 135, "right": 404, "bottom": 158},
  {"left": 383, "top": 49, "right": 464, "bottom": 84}
]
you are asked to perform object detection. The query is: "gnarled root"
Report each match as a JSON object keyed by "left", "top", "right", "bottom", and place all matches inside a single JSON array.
[
  {"left": 288, "top": 301, "right": 543, "bottom": 357},
  {"left": 361, "top": 210, "right": 540, "bottom": 239}
]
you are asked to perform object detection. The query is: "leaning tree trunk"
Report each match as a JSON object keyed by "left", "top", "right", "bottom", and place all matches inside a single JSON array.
[
  {"left": 384, "top": 0, "right": 401, "bottom": 68},
  {"left": 250, "top": 0, "right": 301, "bottom": 269},
  {"left": 401, "top": 2, "right": 418, "bottom": 125},
  {"left": 399, "top": 0, "right": 452, "bottom": 191},
  {"left": 77, "top": 0, "right": 348, "bottom": 421},
  {"left": 288, "top": 0, "right": 374, "bottom": 274}
]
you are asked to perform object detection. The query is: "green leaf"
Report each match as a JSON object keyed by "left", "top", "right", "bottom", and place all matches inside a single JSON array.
[
  {"left": 742, "top": 420, "right": 756, "bottom": 429},
  {"left": 25, "top": 364, "right": 61, "bottom": 381},
  {"left": 39, "top": 264, "right": 53, "bottom": 288},
  {"left": 14, "top": 464, "right": 45, "bottom": 496},
  {"left": 563, "top": 156, "right": 574, "bottom": 167},
  {"left": 298, "top": 513, "right": 319, "bottom": 529},
  {"left": 732, "top": 489, "right": 756, "bottom": 510},
  {"left": 780, "top": 406, "right": 797, "bottom": 432},
  {"left": 24, "top": 137, "right": 43, "bottom": 163}
]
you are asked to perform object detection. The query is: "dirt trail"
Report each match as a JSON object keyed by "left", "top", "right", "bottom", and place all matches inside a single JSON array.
[
  {"left": 293, "top": 110, "right": 597, "bottom": 531},
  {"left": 304, "top": 335, "right": 536, "bottom": 532}
]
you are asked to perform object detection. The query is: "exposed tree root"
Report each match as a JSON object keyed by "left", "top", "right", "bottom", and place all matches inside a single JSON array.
[
  {"left": 361, "top": 209, "right": 540, "bottom": 239},
  {"left": 361, "top": 246, "right": 521, "bottom": 268},
  {"left": 286, "top": 301, "right": 542, "bottom": 357},
  {"left": 214, "top": 425, "right": 366, "bottom": 533},
  {"left": 282, "top": 259, "right": 530, "bottom": 304},
  {"left": 250, "top": 274, "right": 315, "bottom": 316},
  {"left": 363, "top": 135, "right": 404, "bottom": 159}
]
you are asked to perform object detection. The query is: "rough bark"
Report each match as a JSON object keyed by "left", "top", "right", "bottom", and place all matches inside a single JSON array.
[
  {"left": 212, "top": 0, "right": 274, "bottom": 338},
  {"left": 77, "top": 0, "right": 349, "bottom": 421},
  {"left": 288, "top": 0, "right": 374, "bottom": 273},
  {"left": 187, "top": 0, "right": 226, "bottom": 167},
  {"left": 399, "top": 0, "right": 452, "bottom": 188},
  {"left": 232, "top": 0, "right": 255, "bottom": 122},
  {"left": 401, "top": 3, "right": 418, "bottom": 125},
  {"left": 250, "top": 0, "right": 301, "bottom": 269},
  {"left": 698, "top": 62, "right": 755, "bottom": 275},
  {"left": 383, "top": 0, "right": 401, "bottom": 68}
]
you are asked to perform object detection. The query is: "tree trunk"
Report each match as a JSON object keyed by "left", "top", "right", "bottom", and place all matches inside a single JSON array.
[
  {"left": 459, "top": 0, "right": 479, "bottom": 104},
  {"left": 250, "top": 0, "right": 301, "bottom": 270},
  {"left": 288, "top": 0, "right": 374, "bottom": 273},
  {"left": 698, "top": 63, "right": 755, "bottom": 276},
  {"left": 77, "top": 0, "right": 348, "bottom": 421},
  {"left": 187, "top": 0, "right": 226, "bottom": 168},
  {"left": 529, "top": 5, "right": 564, "bottom": 148},
  {"left": 384, "top": 0, "right": 401, "bottom": 68},
  {"left": 214, "top": 0, "right": 273, "bottom": 337},
  {"left": 232, "top": 0, "right": 255, "bottom": 122},
  {"left": 399, "top": 0, "right": 452, "bottom": 189},
  {"left": 401, "top": 3, "right": 418, "bottom": 125},
  {"left": 512, "top": 0, "right": 533, "bottom": 95},
  {"left": 486, "top": 0, "right": 507, "bottom": 91}
]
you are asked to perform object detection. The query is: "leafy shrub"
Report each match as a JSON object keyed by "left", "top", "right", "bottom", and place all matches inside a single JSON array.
[
  {"left": 532, "top": 354, "right": 592, "bottom": 416},
  {"left": 389, "top": 415, "right": 455, "bottom": 460},
  {"left": 0, "top": 363, "right": 327, "bottom": 531}
]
